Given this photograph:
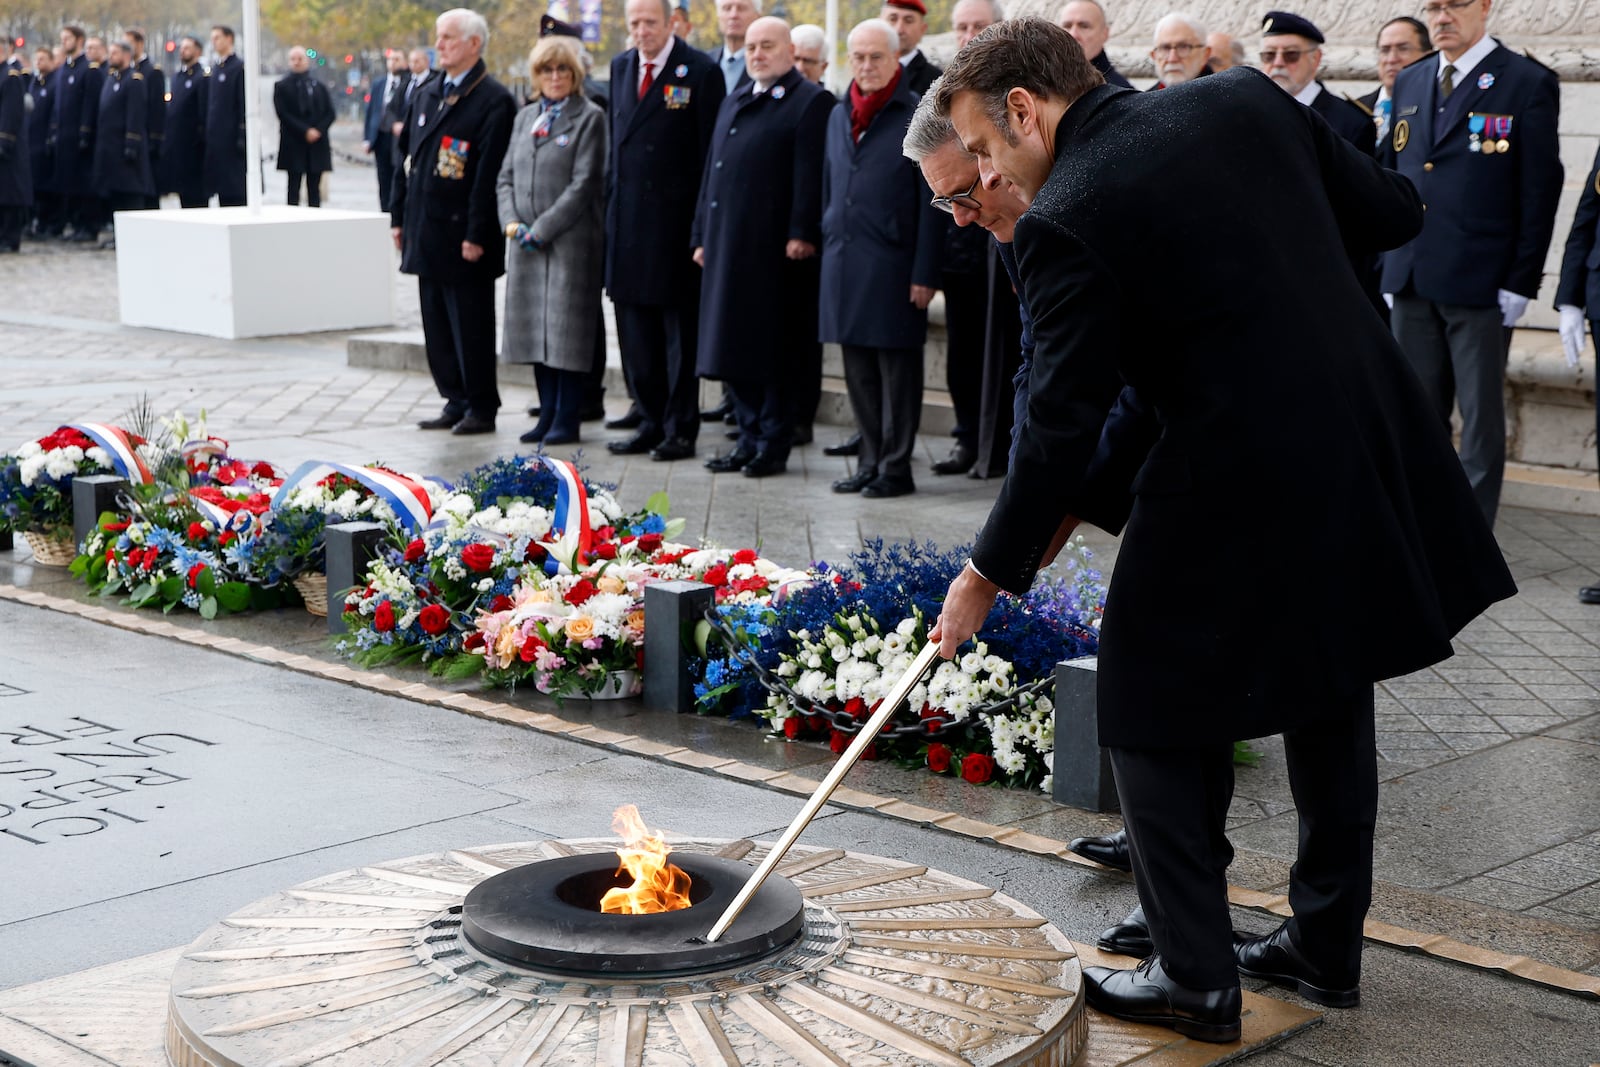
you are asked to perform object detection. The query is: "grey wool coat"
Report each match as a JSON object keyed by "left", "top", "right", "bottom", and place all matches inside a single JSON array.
[{"left": 496, "top": 94, "right": 608, "bottom": 371}]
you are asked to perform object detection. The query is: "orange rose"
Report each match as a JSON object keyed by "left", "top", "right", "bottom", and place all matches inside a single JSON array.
[
  {"left": 597, "top": 575, "right": 627, "bottom": 595},
  {"left": 565, "top": 616, "right": 596, "bottom": 641},
  {"left": 626, "top": 608, "right": 646, "bottom": 631}
]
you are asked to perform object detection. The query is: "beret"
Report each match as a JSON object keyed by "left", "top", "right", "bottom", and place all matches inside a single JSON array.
[
  {"left": 539, "top": 14, "right": 582, "bottom": 38},
  {"left": 1261, "top": 11, "right": 1324, "bottom": 43},
  {"left": 885, "top": 0, "right": 928, "bottom": 14}
]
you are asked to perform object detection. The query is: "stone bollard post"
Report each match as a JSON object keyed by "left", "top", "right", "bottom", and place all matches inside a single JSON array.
[
  {"left": 1052, "top": 657, "right": 1119, "bottom": 812},
  {"left": 324, "top": 522, "right": 388, "bottom": 635},
  {"left": 72, "top": 475, "right": 131, "bottom": 552},
  {"left": 643, "top": 580, "right": 716, "bottom": 712},
  {"left": 0, "top": 529, "right": 12, "bottom": 551}
]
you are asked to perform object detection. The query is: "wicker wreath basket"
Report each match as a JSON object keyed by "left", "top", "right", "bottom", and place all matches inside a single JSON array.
[
  {"left": 23, "top": 531, "right": 78, "bottom": 567},
  {"left": 292, "top": 572, "right": 329, "bottom": 617}
]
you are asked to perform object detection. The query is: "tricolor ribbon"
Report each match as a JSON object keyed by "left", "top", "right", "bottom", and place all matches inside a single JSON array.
[
  {"left": 270, "top": 461, "right": 436, "bottom": 531},
  {"left": 187, "top": 492, "right": 244, "bottom": 532},
  {"left": 181, "top": 436, "right": 230, "bottom": 463},
  {"left": 64, "top": 423, "right": 154, "bottom": 484},
  {"left": 542, "top": 456, "right": 593, "bottom": 574}
]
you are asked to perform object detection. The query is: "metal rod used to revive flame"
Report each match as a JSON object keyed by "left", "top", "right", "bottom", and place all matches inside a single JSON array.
[{"left": 703, "top": 640, "right": 942, "bottom": 943}]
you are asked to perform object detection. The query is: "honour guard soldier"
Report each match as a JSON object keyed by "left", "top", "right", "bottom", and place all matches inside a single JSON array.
[
  {"left": 204, "top": 25, "right": 247, "bottom": 207},
  {"left": 0, "top": 38, "right": 31, "bottom": 252},
  {"left": 50, "top": 26, "right": 104, "bottom": 241},
  {"left": 91, "top": 41, "right": 153, "bottom": 246},
  {"left": 274, "top": 47, "right": 336, "bottom": 207},
  {"left": 1559, "top": 145, "right": 1600, "bottom": 605},
  {"left": 1380, "top": 0, "right": 1562, "bottom": 523},
  {"left": 27, "top": 47, "right": 60, "bottom": 237},
  {"left": 162, "top": 37, "right": 209, "bottom": 208},
  {"left": 126, "top": 29, "right": 164, "bottom": 207},
  {"left": 883, "top": 0, "right": 940, "bottom": 95}
]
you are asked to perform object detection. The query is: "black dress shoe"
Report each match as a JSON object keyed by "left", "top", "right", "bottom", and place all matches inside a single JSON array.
[
  {"left": 823, "top": 434, "right": 861, "bottom": 457},
  {"left": 724, "top": 427, "right": 741, "bottom": 440},
  {"left": 1084, "top": 958, "right": 1241, "bottom": 1044},
  {"left": 519, "top": 425, "right": 549, "bottom": 444},
  {"left": 932, "top": 442, "right": 975, "bottom": 476},
  {"left": 1233, "top": 923, "right": 1359, "bottom": 1008},
  {"left": 700, "top": 399, "right": 734, "bottom": 422},
  {"left": 743, "top": 452, "right": 787, "bottom": 478},
  {"left": 605, "top": 410, "right": 643, "bottom": 431},
  {"left": 832, "top": 469, "right": 876, "bottom": 493},
  {"left": 650, "top": 436, "right": 696, "bottom": 461},
  {"left": 607, "top": 431, "right": 663, "bottom": 455},
  {"left": 1579, "top": 584, "right": 1600, "bottom": 605},
  {"left": 580, "top": 404, "right": 606, "bottom": 422},
  {"left": 451, "top": 415, "right": 496, "bottom": 435},
  {"left": 1097, "top": 905, "right": 1153, "bottom": 959},
  {"left": 1068, "top": 829, "right": 1132, "bottom": 872},
  {"left": 541, "top": 430, "right": 580, "bottom": 446},
  {"left": 791, "top": 426, "right": 813, "bottom": 446},
  {"left": 705, "top": 448, "right": 755, "bottom": 473},
  {"left": 862, "top": 475, "right": 915, "bottom": 499},
  {"left": 526, "top": 405, "right": 541, "bottom": 417},
  {"left": 418, "top": 410, "right": 464, "bottom": 430}
]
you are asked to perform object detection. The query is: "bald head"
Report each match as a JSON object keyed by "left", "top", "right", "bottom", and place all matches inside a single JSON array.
[
  {"left": 745, "top": 16, "right": 795, "bottom": 85},
  {"left": 288, "top": 46, "right": 309, "bottom": 72}
]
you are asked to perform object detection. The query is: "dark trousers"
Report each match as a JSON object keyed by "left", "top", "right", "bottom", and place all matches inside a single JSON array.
[
  {"left": 583, "top": 306, "right": 608, "bottom": 412},
  {"left": 530, "top": 362, "right": 584, "bottom": 439},
  {"left": 785, "top": 258, "right": 823, "bottom": 435},
  {"left": 106, "top": 191, "right": 145, "bottom": 231},
  {"left": 286, "top": 169, "right": 323, "bottom": 207},
  {"left": 67, "top": 193, "right": 101, "bottom": 236},
  {"left": 1390, "top": 295, "right": 1507, "bottom": 523},
  {"left": 418, "top": 275, "right": 500, "bottom": 420},
  {"left": 373, "top": 133, "right": 394, "bottom": 210},
  {"left": 942, "top": 268, "right": 988, "bottom": 448},
  {"left": 729, "top": 377, "right": 790, "bottom": 461},
  {"left": 217, "top": 193, "right": 247, "bottom": 208},
  {"left": 974, "top": 251, "right": 1023, "bottom": 478},
  {"left": 1112, "top": 688, "right": 1377, "bottom": 990},
  {"left": 614, "top": 300, "right": 700, "bottom": 442},
  {"left": 178, "top": 191, "right": 208, "bottom": 209},
  {"left": 841, "top": 344, "right": 923, "bottom": 482},
  {"left": 0, "top": 205, "right": 25, "bottom": 250},
  {"left": 30, "top": 190, "right": 65, "bottom": 235}
]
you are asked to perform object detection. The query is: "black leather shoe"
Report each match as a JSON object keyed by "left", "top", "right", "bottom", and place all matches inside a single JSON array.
[
  {"left": 862, "top": 475, "right": 915, "bottom": 499},
  {"left": 932, "top": 442, "right": 975, "bottom": 476},
  {"left": 1097, "top": 905, "right": 1153, "bottom": 959},
  {"left": 1084, "top": 958, "right": 1241, "bottom": 1043},
  {"left": 724, "top": 427, "right": 741, "bottom": 440},
  {"left": 1579, "top": 584, "right": 1600, "bottom": 605},
  {"left": 605, "top": 410, "right": 643, "bottom": 431},
  {"left": 650, "top": 436, "right": 696, "bottom": 461},
  {"left": 451, "top": 415, "right": 496, "bottom": 435},
  {"left": 541, "top": 430, "right": 580, "bottom": 446},
  {"left": 700, "top": 400, "right": 733, "bottom": 422},
  {"left": 607, "top": 431, "right": 663, "bottom": 455},
  {"left": 418, "top": 410, "right": 464, "bottom": 430},
  {"left": 526, "top": 405, "right": 541, "bottom": 417},
  {"left": 1068, "top": 829, "right": 1132, "bottom": 872},
  {"left": 823, "top": 434, "right": 861, "bottom": 457},
  {"left": 791, "top": 426, "right": 813, "bottom": 446},
  {"left": 1233, "top": 923, "right": 1359, "bottom": 1008},
  {"left": 832, "top": 469, "right": 876, "bottom": 493},
  {"left": 705, "top": 448, "right": 755, "bottom": 473},
  {"left": 743, "top": 453, "right": 787, "bottom": 478},
  {"left": 580, "top": 404, "right": 606, "bottom": 422},
  {"left": 519, "top": 425, "right": 548, "bottom": 444}
]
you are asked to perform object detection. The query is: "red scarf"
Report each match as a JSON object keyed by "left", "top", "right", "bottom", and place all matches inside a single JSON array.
[{"left": 849, "top": 66, "right": 902, "bottom": 144}]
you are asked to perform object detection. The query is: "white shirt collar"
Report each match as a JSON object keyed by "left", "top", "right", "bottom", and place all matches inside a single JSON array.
[
  {"left": 1439, "top": 34, "right": 1496, "bottom": 83},
  {"left": 1377, "top": 84, "right": 1391, "bottom": 105},
  {"left": 898, "top": 48, "right": 919, "bottom": 68},
  {"left": 1293, "top": 81, "right": 1322, "bottom": 107},
  {"left": 640, "top": 44, "right": 671, "bottom": 72}
]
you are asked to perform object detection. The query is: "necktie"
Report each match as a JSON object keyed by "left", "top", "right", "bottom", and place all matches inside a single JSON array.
[
  {"left": 1440, "top": 64, "right": 1456, "bottom": 101},
  {"left": 638, "top": 61, "right": 654, "bottom": 101},
  {"left": 383, "top": 76, "right": 396, "bottom": 109}
]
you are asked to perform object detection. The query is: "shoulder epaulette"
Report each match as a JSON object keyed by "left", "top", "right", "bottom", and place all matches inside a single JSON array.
[
  {"left": 132, "top": 72, "right": 144, "bottom": 80},
  {"left": 6, "top": 68, "right": 20, "bottom": 78},
  {"left": 89, "top": 61, "right": 101, "bottom": 69},
  {"left": 1344, "top": 92, "right": 1373, "bottom": 116}
]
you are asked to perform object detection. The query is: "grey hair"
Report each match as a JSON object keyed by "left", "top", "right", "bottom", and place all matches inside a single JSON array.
[
  {"left": 955, "top": 0, "right": 1006, "bottom": 20},
  {"left": 848, "top": 17, "right": 898, "bottom": 58},
  {"left": 791, "top": 23, "right": 826, "bottom": 51},
  {"left": 1059, "top": 0, "right": 1100, "bottom": 20},
  {"left": 1153, "top": 11, "right": 1206, "bottom": 43},
  {"left": 440, "top": 8, "right": 490, "bottom": 51},
  {"left": 903, "top": 76, "right": 963, "bottom": 162}
]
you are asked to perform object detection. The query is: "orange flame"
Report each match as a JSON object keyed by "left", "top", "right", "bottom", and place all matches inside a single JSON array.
[{"left": 599, "top": 804, "right": 693, "bottom": 914}]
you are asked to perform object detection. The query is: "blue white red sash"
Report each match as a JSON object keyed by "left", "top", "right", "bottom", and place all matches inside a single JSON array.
[
  {"left": 64, "top": 423, "right": 153, "bottom": 484},
  {"left": 270, "top": 462, "right": 436, "bottom": 531},
  {"left": 542, "top": 456, "right": 593, "bottom": 573}
]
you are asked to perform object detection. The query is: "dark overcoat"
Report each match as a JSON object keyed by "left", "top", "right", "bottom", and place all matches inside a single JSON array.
[
  {"left": 1379, "top": 43, "right": 1561, "bottom": 306},
  {"left": 161, "top": 62, "right": 208, "bottom": 199},
  {"left": 969, "top": 70, "right": 1515, "bottom": 748},
  {"left": 390, "top": 59, "right": 516, "bottom": 283},
  {"left": 50, "top": 54, "right": 101, "bottom": 195},
  {"left": 902, "top": 50, "right": 941, "bottom": 96},
  {"left": 364, "top": 72, "right": 396, "bottom": 143},
  {"left": 274, "top": 72, "right": 335, "bottom": 173},
  {"left": 605, "top": 37, "right": 725, "bottom": 305},
  {"left": 91, "top": 67, "right": 153, "bottom": 197},
  {"left": 1310, "top": 83, "right": 1375, "bottom": 153},
  {"left": 0, "top": 65, "right": 31, "bottom": 208},
  {"left": 204, "top": 54, "right": 247, "bottom": 202},
  {"left": 818, "top": 75, "right": 944, "bottom": 351},
  {"left": 136, "top": 56, "right": 165, "bottom": 168},
  {"left": 27, "top": 69, "right": 55, "bottom": 195},
  {"left": 692, "top": 67, "right": 833, "bottom": 382},
  {"left": 1555, "top": 142, "right": 1600, "bottom": 315}
]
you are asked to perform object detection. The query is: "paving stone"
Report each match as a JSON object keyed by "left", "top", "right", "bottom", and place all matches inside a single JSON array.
[{"left": 1487, "top": 856, "right": 1600, "bottom": 894}]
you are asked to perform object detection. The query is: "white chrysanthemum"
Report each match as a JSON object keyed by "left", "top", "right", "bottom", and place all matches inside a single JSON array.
[{"left": 896, "top": 616, "right": 918, "bottom": 637}]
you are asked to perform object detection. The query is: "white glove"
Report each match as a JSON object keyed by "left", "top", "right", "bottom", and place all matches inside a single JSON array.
[
  {"left": 1559, "top": 304, "right": 1587, "bottom": 369},
  {"left": 1498, "top": 289, "right": 1529, "bottom": 328},
  {"left": 1383, "top": 292, "right": 1394, "bottom": 310}
]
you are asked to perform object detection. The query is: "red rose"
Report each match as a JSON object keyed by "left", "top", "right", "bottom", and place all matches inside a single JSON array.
[
  {"left": 219, "top": 530, "right": 236, "bottom": 546},
  {"left": 140, "top": 547, "right": 159, "bottom": 570},
  {"left": 525, "top": 541, "right": 547, "bottom": 563},
  {"left": 187, "top": 522, "right": 206, "bottom": 541},
  {"left": 243, "top": 493, "right": 273, "bottom": 514},
  {"left": 102, "top": 520, "right": 130, "bottom": 533},
  {"left": 636, "top": 533, "right": 663, "bottom": 553},
  {"left": 732, "top": 548, "right": 758, "bottom": 565},
  {"left": 186, "top": 563, "right": 208, "bottom": 588},
  {"left": 806, "top": 714, "right": 824, "bottom": 732},
  {"left": 701, "top": 563, "right": 729, "bottom": 587},
  {"left": 862, "top": 743, "right": 878, "bottom": 761},
  {"left": 463, "top": 632, "right": 487, "bottom": 651},
  {"left": 490, "top": 594, "right": 514, "bottom": 612},
  {"left": 783, "top": 717, "right": 803, "bottom": 739},
  {"left": 461, "top": 543, "right": 496, "bottom": 573},
  {"left": 926, "top": 743, "right": 953, "bottom": 773},
  {"left": 403, "top": 538, "right": 426, "bottom": 563},
  {"left": 593, "top": 542, "right": 618, "bottom": 560},
  {"left": 251, "top": 461, "right": 276, "bottom": 480},
  {"left": 564, "top": 578, "right": 597, "bottom": 605},
  {"left": 105, "top": 548, "right": 116, "bottom": 563},
  {"left": 828, "top": 729, "right": 849, "bottom": 755},
  {"left": 191, "top": 487, "right": 227, "bottom": 504},
  {"left": 418, "top": 604, "right": 451, "bottom": 635},
  {"left": 731, "top": 575, "right": 769, "bottom": 595},
  {"left": 960, "top": 752, "right": 996, "bottom": 785},
  {"left": 519, "top": 637, "right": 542, "bottom": 662},
  {"left": 373, "top": 601, "right": 396, "bottom": 632},
  {"left": 843, "top": 697, "right": 867, "bottom": 720},
  {"left": 595, "top": 525, "right": 616, "bottom": 541}
]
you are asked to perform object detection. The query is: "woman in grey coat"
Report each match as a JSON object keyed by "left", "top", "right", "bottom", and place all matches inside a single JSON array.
[{"left": 497, "top": 36, "right": 608, "bottom": 445}]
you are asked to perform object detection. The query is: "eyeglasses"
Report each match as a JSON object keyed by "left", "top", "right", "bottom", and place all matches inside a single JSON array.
[
  {"left": 1421, "top": 0, "right": 1476, "bottom": 14},
  {"left": 1259, "top": 47, "right": 1316, "bottom": 63},
  {"left": 1152, "top": 42, "right": 1202, "bottom": 56},
  {"left": 931, "top": 176, "right": 983, "bottom": 214},
  {"left": 535, "top": 64, "right": 575, "bottom": 75},
  {"left": 797, "top": 56, "right": 824, "bottom": 66}
]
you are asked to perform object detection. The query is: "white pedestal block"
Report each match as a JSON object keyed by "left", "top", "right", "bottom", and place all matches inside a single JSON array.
[{"left": 115, "top": 206, "right": 395, "bottom": 339}]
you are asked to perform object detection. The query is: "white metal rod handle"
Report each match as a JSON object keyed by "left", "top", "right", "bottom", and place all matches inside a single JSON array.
[{"left": 703, "top": 640, "right": 942, "bottom": 943}]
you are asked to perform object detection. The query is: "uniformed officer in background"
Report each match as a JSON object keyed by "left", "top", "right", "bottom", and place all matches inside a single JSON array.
[
  {"left": 1356, "top": 17, "right": 1431, "bottom": 145},
  {"left": 1558, "top": 146, "right": 1600, "bottom": 605},
  {"left": 26, "top": 47, "right": 59, "bottom": 237},
  {"left": 0, "top": 38, "right": 31, "bottom": 253},
  {"left": 162, "top": 37, "right": 209, "bottom": 209},
  {"left": 91, "top": 40, "right": 152, "bottom": 248},
  {"left": 126, "top": 29, "right": 164, "bottom": 209},
  {"left": 50, "top": 25, "right": 103, "bottom": 241},
  {"left": 204, "top": 25, "right": 247, "bottom": 207}
]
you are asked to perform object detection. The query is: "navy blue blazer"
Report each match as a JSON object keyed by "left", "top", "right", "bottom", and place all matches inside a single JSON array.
[
  {"left": 0, "top": 64, "right": 30, "bottom": 208},
  {"left": 1555, "top": 143, "right": 1600, "bottom": 316},
  {"left": 203, "top": 54, "right": 247, "bottom": 201},
  {"left": 91, "top": 66, "right": 153, "bottom": 197},
  {"left": 1379, "top": 42, "right": 1562, "bottom": 306},
  {"left": 160, "top": 62, "right": 207, "bottom": 200},
  {"left": 605, "top": 37, "right": 725, "bottom": 305},
  {"left": 27, "top": 68, "right": 53, "bottom": 195},
  {"left": 365, "top": 73, "right": 396, "bottom": 144},
  {"left": 49, "top": 55, "right": 102, "bottom": 195}
]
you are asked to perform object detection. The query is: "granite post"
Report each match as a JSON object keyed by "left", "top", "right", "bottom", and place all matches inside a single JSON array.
[
  {"left": 72, "top": 475, "right": 130, "bottom": 551},
  {"left": 1052, "top": 657, "right": 1118, "bottom": 812},
  {"left": 324, "top": 521, "right": 388, "bottom": 635},
  {"left": 643, "top": 580, "right": 716, "bottom": 712}
]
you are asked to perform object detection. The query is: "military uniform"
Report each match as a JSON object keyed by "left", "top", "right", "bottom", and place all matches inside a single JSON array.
[
  {"left": 49, "top": 53, "right": 104, "bottom": 238},
  {"left": 0, "top": 62, "right": 31, "bottom": 251},
  {"left": 204, "top": 53, "right": 247, "bottom": 206},
  {"left": 135, "top": 55, "right": 165, "bottom": 207},
  {"left": 92, "top": 65, "right": 153, "bottom": 221},
  {"left": 161, "top": 61, "right": 208, "bottom": 207},
  {"left": 27, "top": 65, "right": 60, "bottom": 235}
]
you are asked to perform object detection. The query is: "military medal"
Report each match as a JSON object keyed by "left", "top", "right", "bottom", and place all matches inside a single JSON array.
[
  {"left": 1393, "top": 118, "right": 1409, "bottom": 152},
  {"left": 1468, "top": 113, "right": 1484, "bottom": 153}
]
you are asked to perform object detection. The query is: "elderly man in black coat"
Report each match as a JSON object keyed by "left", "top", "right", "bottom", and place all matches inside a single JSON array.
[
  {"left": 274, "top": 47, "right": 336, "bottom": 208},
  {"left": 932, "top": 19, "right": 1514, "bottom": 1042},
  {"left": 390, "top": 7, "right": 516, "bottom": 436},
  {"left": 90, "top": 42, "right": 153, "bottom": 246},
  {"left": 50, "top": 26, "right": 104, "bottom": 241},
  {"left": 162, "top": 37, "right": 209, "bottom": 209},
  {"left": 204, "top": 26, "right": 247, "bottom": 207},
  {"left": 605, "top": 0, "right": 727, "bottom": 462},
  {"left": 693, "top": 17, "right": 834, "bottom": 478}
]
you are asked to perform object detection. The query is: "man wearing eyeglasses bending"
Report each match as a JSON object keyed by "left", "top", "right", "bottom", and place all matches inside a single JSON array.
[
  {"left": 1379, "top": 0, "right": 1562, "bottom": 524},
  {"left": 1149, "top": 12, "right": 1210, "bottom": 90},
  {"left": 1259, "top": 12, "right": 1372, "bottom": 152}
]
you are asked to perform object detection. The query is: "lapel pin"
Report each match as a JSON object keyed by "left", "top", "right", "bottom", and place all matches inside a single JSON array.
[
  {"left": 772, "top": 85, "right": 785, "bottom": 99},
  {"left": 1477, "top": 72, "right": 1494, "bottom": 90},
  {"left": 675, "top": 64, "right": 688, "bottom": 77}
]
